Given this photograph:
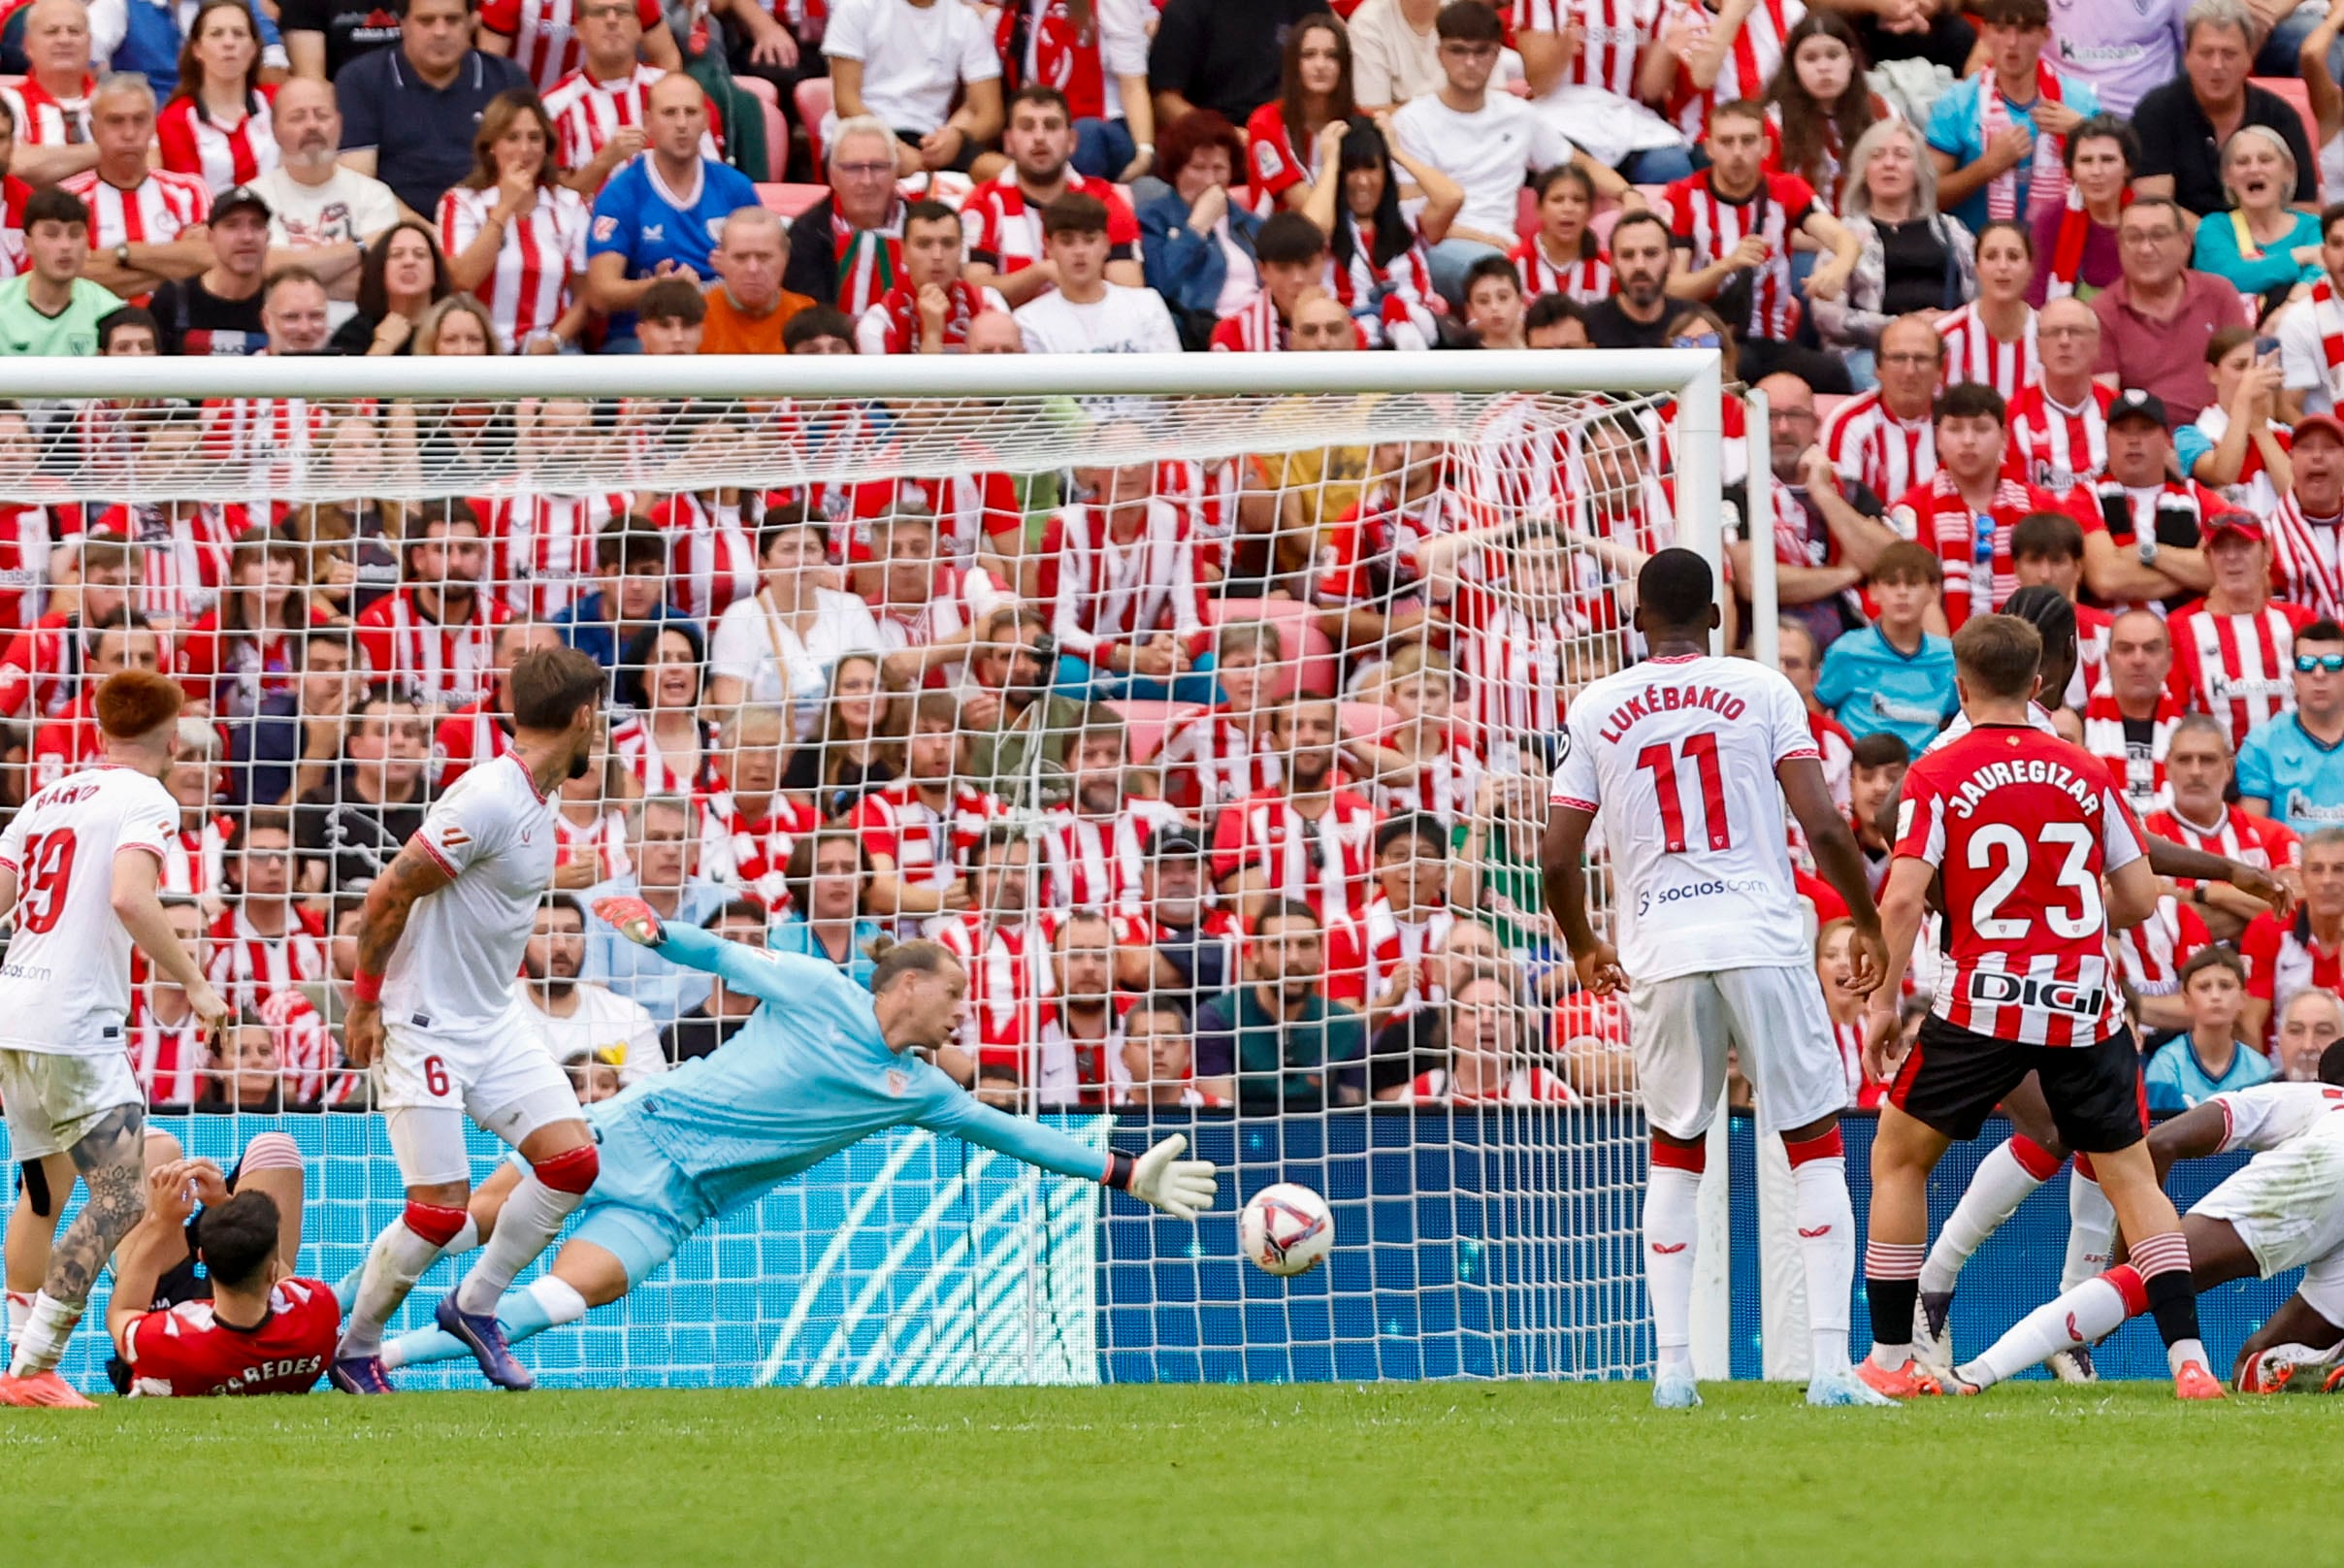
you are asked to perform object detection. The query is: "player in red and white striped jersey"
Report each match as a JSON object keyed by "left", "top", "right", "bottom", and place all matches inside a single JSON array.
[
  {"left": 1887, "top": 383, "right": 2080, "bottom": 628},
  {"left": 206, "top": 812, "right": 328, "bottom": 1013},
  {"left": 964, "top": 87, "right": 1144, "bottom": 305},
  {"left": 354, "top": 508, "right": 515, "bottom": 710},
  {"left": 1210, "top": 698, "right": 1382, "bottom": 940},
  {"left": 1865, "top": 612, "right": 2217, "bottom": 1400},
  {"left": 1514, "top": 165, "right": 1613, "bottom": 304},
  {"left": 438, "top": 104, "right": 593, "bottom": 354},
  {"left": 1823, "top": 316, "right": 1941, "bottom": 498},
  {"left": 156, "top": 72, "right": 277, "bottom": 196},
  {"left": 694, "top": 704, "right": 816, "bottom": 914},
  {"left": 1662, "top": 105, "right": 1857, "bottom": 353},
  {"left": 479, "top": 0, "right": 674, "bottom": 96},
  {"left": 1659, "top": 0, "right": 1797, "bottom": 143},
  {"left": 1935, "top": 220, "right": 2038, "bottom": 402},
  {"left": 2168, "top": 515, "right": 2314, "bottom": 749}
]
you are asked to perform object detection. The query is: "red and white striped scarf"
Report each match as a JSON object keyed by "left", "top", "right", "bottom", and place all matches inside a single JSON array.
[
  {"left": 2309, "top": 277, "right": 2344, "bottom": 401},
  {"left": 2269, "top": 490, "right": 2344, "bottom": 619},
  {"left": 831, "top": 201, "right": 904, "bottom": 317},
  {"left": 2044, "top": 184, "right": 2126, "bottom": 300},
  {"left": 2081, "top": 679, "right": 2182, "bottom": 811},
  {"left": 1905, "top": 469, "right": 2041, "bottom": 627},
  {"left": 698, "top": 788, "right": 816, "bottom": 913},
  {"left": 1978, "top": 60, "right": 2067, "bottom": 221}
]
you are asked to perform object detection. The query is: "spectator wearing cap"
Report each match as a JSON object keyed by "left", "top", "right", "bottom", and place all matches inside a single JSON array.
[
  {"left": 2272, "top": 413, "right": 2344, "bottom": 618},
  {"left": 2082, "top": 388, "right": 2219, "bottom": 605},
  {"left": 63, "top": 75, "right": 217, "bottom": 299},
  {"left": 2131, "top": 0, "right": 2319, "bottom": 218},
  {"left": 586, "top": 72, "right": 759, "bottom": 347},
  {"left": 248, "top": 79, "right": 404, "bottom": 319},
  {"left": 0, "top": 189, "right": 120, "bottom": 355},
  {"left": 821, "top": 0, "right": 1004, "bottom": 179},
  {"left": 333, "top": 0, "right": 532, "bottom": 218},
  {"left": 2279, "top": 204, "right": 2344, "bottom": 422},
  {"left": 2091, "top": 195, "right": 2253, "bottom": 431},
  {"left": 148, "top": 183, "right": 271, "bottom": 354},
  {"left": 1114, "top": 827, "right": 1239, "bottom": 1004},
  {"left": 2168, "top": 512, "right": 2319, "bottom": 750},
  {"left": 700, "top": 205, "right": 813, "bottom": 354},
  {"left": 2237, "top": 619, "right": 2344, "bottom": 831}
]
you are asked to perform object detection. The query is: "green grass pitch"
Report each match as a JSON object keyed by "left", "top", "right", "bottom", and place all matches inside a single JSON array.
[{"left": 4, "top": 1382, "right": 2330, "bottom": 1567}]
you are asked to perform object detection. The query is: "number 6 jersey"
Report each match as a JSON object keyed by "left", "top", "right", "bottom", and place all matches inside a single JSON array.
[
  {"left": 1547, "top": 653, "right": 1822, "bottom": 983},
  {"left": 0, "top": 767, "right": 179, "bottom": 1055},
  {"left": 1894, "top": 723, "right": 2147, "bottom": 1047}
]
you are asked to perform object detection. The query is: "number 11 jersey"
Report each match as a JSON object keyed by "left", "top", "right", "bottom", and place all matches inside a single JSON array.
[
  {"left": 1548, "top": 653, "right": 1821, "bottom": 983},
  {"left": 0, "top": 767, "right": 179, "bottom": 1055},
  {"left": 1894, "top": 723, "right": 2147, "bottom": 1047}
]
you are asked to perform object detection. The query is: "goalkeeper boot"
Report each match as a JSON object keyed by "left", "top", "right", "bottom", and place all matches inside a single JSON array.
[
  {"left": 2045, "top": 1344, "right": 2098, "bottom": 1384},
  {"left": 436, "top": 1292, "right": 536, "bottom": 1391},
  {"left": 1652, "top": 1362, "right": 1702, "bottom": 1410},
  {"left": 2174, "top": 1360, "right": 2227, "bottom": 1401},
  {"left": 1806, "top": 1365, "right": 1897, "bottom": 1407},
  {"left": 1913, "top": 1290, "right": 1955, "bottom": 1376},
  {"left": 329, "top": 1355, "right": 397, "bottom": 1395},
  {"left": 0, "top": 1371, "right": 94, "bottom": 1408}
]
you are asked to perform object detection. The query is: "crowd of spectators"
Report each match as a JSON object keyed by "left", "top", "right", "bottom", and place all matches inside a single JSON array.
[{"left": 4, "top": 0, "right": 2344, "bottom": 1120}]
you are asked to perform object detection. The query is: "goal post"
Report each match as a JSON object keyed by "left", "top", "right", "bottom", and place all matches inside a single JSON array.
[{"left": 0, "top": 347, "right": 1734, "bottom": 1389}]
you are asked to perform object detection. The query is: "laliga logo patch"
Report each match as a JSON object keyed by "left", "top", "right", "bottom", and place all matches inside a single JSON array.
[{"left": 592, "top": 214, "right": 618, "bottom": 243}]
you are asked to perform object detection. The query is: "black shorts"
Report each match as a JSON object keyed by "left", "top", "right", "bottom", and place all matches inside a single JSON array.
[{"left": 1889, "top": 1015, "right": 2147, "bottom": 1153}]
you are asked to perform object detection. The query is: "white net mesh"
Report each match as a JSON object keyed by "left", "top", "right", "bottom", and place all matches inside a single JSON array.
[{"left": 0, "top": 357, "right": 1718, "bottom": 1389}]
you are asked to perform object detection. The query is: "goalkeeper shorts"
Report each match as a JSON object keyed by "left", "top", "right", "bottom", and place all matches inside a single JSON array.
[{"left": 563, "top": 1109, "right": 717, "bottom": 1289}]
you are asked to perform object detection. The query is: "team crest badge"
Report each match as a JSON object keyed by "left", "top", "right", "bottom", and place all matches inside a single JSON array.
[{"left": 885, "top": 1067, "right": 911, "bottom": 1095}]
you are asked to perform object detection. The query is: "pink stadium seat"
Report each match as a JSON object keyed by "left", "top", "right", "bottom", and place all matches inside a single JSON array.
[
  {"left": 1590, "top": 207, "right": 1621, "bottom": 249},
  {"left": 1338, "top": 702, "right": 1402, "bottom": 740},
  {"left": 1193, "top": 598, "right": 1338, "bottom": 699},
  {"left": 1105, "top": 700, "right": 1203, "bottom": 767},
  {"left": 756, "top": 182, "right": 829, "bottom": 220},
  {"left": 737, "top": 77, "right": 787, "bottom": 182},
  {"left": 796, "top": 77, "right": 834, "bottom": 171},
  {"left": 1814, "top": 392, "right": 1851, "bottom": 425},
  {"left": 1516, "top": 185, "right": 1539, "bottom": 242},
  {"left": 2252, "top": 76, "right": 2324, "bottom": 199}
]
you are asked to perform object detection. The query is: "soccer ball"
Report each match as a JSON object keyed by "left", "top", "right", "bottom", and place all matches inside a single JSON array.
[{"left": 1240, "top": 1183, "right": 1333, "bottom": 1277}]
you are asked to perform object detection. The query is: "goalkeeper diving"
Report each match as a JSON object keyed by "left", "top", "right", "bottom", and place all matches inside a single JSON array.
[{"left": 374, "top": 898, "right": 1216, "bottom": 1381}]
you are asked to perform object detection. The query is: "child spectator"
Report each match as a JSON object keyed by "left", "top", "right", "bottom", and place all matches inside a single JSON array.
[
  {"left": 2145, "top": 947, "right": 2271, "bottom": 1109},
  {"left": 1812, "top": 541, "right": 1955, "bottom": 751}
]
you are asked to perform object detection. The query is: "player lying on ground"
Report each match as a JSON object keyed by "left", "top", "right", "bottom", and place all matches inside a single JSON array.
[
  {"left": 1887, "top": 588, "right": 2294, "bottom": 1381},
  {"left": 1542, "top": 547, "right": 1895, "bottom": 1410},
  {"left": 105, "top": 1153, "right": 340, "bottom": 1397},
  {"left": 373, "top": 909, "right": 1215, "bottom": 1380},
  {"left": 1942, "top": 1044, "right": 2344, "bottom": 1394},
  {"left": 333, "top": 647, "right": 612, "bottom": 1396},
  {"left": 0, "top": 670, "right": 229, "bottom": 1408},
  {"left": 1859, "top": 613, "right": 2221, "bottom": 1400}
]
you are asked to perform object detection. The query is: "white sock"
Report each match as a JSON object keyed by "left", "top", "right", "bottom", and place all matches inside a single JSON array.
[
  {"left": 1644, "top": 1164, "right": 1702, "bottom": 1373},
  {"left": 526, "top": 1274, "right": 590, "bottom": 1331},
  {"left": 455, "top": 1174, "right": 585, "bottom": 1316},
  {"left": 1791, "top": 1154, "right": 1857, "bottom": 1376},
  {"left": 5, "top": 1290, "right": 32, "bottom": 1355},
  {"left": 2169, "top": 1337, "right": 2210, "bottom": 1376},
  {"left": 2062, "top": 1170, "right": 2116, "bottom": 1292},
  {"left": 339, "top": 1218, "right": 451, "bottom": 1360},
  {"left": 1919, "top": 1139, "right": 2052, "bottom": 1294},
  {"left": 1954, "top": 1271, "right": 2132, "bottom": 1391},
  {"left": 7, "top": 1290, "right": 82, "bottom": 1378}
]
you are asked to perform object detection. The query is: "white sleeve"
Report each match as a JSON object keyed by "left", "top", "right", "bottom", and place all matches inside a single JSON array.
[
  {"left": 2099, "top": 785, "right": 2146, "bottom": 874},
  {"left": 1522, "top": 103, "right": 1576, "bottom": 174},
  {"left": 2218, "top": 1084, "right": 2339, "bottom": 1152},
  {"left": 86, "top": 0, "right": 126, "bottom": 63},
  {"left": 1013, "top": 299, "right": 1053, "bottom": 353},
  {"left": 1770, "top": 674, "right": 1818, "bottom": 768},
  {"left": 353, "top": 178, "right": 402, "bottom": 240},
  {"left": 1136, "top": 288, "right": 1184, "bottom": 354},
  {"left": 1548, "top": 705, "right": 1599, "bottom": 811},
  {"left": 2279, "top": 306, "right": 2332, "bottom": 410},
  {"left": 413, "top": 774, "right": 503, "bottom": 876},
  {"left": 707, "top": 599, "right": 763, "bottom": 681},
  {"left": 621, "top": 1000, "right": 666, "bottom": 1079},
  {"left": 1390, "top": 103, "right": 1433, "bottom": 168},
  {"left": 821, "top": 0, "right": 871, "bottom": 61},
  {"left": 1095, "top": 0, "right": 1151, "bottom": 78},
  {"left": 854, "top": 301, "right": 891, "bottom": 354},
  {"left": 116, "top": 781, "right": 178, "bottom": 864},
  {"left": 955, "top": 5, "right": 1003, "bottom": 82}
]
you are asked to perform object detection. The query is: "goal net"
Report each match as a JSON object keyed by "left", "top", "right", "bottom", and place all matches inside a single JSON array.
[{"left": 0, "top": 351, "right": 1726, "bottom": 1390}]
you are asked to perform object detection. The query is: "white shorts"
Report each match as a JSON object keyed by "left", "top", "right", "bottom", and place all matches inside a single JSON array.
[
  {"left": 1627, "top": 964, "right": 1846, "bottom": 1139},
  {"left": 2194, "top": 1127, "right": 2344, "bottom": 1324},
  {"left": 0, "top": 1048, "right": 143, "bottom": 1161},
  {"left": 377, "top": 1013, "right": 580, "bottom": 1188}
]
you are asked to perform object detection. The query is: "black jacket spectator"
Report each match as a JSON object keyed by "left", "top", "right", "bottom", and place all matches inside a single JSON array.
[
  {"left": 147, "top": 274, "right": 267, "bottom": 356},
  {"left": 336, "top": 44, "right": 531, "bottom": 217},
  {"left": 279, "top": 0, "right": 404, "bottom": 79},
  {"left": 664, "top": 1006, "right": 751, "bottom": 1062},
  {"left": 2131, "top": 77, "right": 2318, "bottom": 217},
  {"left": 295, "top": 767, "right": 428, "bottom": 896},
  {"left": 1148, "top": 0, "right": 1321, "bottom": 126}
]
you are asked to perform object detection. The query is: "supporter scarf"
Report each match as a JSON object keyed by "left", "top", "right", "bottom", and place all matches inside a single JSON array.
[
  {"left": 831, "top": 202, "right": 902, "bottom": 316},
  {"left": 2046, "top": 184, "right": 2125, "bottom": 301},
  {"left": 2093, "top": 476, "right": 2204, "bottom": 549},
  {"left": 1978, "top": 61, "right": 2067, "bottom": 223},
  {"left": 2270, "top": 490, "right": 2344, "bottom": 620},
  {"left": 2311, "top": 277, "right": 2344, "bottom": 389}
]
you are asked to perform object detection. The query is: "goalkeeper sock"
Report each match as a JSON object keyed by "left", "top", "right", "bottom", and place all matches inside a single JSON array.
[
  {"left": 340, "top": 1202, "right": 466, "bottom": 1359},
  {"left": 1645, "top": 1142, "right": 1703, "bottom": 1373},
  {"left": 7, "top": 1290, "right": 81, "bottom": 1378},
  {"left": 1954, "top": 1265, "right": 2142, "bottom": 1391},
  {"left": 1785, "top": 1129, "right": 1856, "bottom": 1375},
  {"left": 2062, "top": 1162, "right": 2116, "bottom": 1292},
  {"left": 335, "top": 1214, "right": 478, "bottom": 1312},
  {"left": 1918, "top": 1136, "right": 2059, "bottom": 1294},
  {"left": 384, "top": 1276, "right": 590, "bottom": 1372},
  {"left": 455, "top": 1148, "right": 596, "bottom": 1316}
]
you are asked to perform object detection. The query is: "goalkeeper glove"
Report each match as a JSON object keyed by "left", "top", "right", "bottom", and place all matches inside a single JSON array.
[
  {"left": 593, "top": 896, "right": 667, "bottom": 948},
  {"left": 1123, "top": 1133, "right": 1217, "bottom": 1222}
]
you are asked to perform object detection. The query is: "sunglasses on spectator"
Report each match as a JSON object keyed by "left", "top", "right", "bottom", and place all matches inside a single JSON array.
[
  {"left": 2297, "top": 653, "right": 2344, "bottom": 672},
  {"left": 1672, "top": 332, "right": 1720, "bottom": 350}
]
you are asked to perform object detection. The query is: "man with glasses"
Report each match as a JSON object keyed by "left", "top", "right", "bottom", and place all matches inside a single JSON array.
[
  {"left": 2006, "top": 296, "right": 2114, "bottom": 491},
  {"left": 2090, "top": 195, "right": 2253, "bottom": 429},
  {"left": 2239, "top": 621, "right": 2344, "bottom": 833},
  {"left": 584, "top": 72, "right": 759, "bottom": 346},
  {"left": 1823, "top": 313, "right": 1943, "bottom": 502},
  {"left": 1730, "top": 373, "right": 1899, "bottom": 655},
  {"left": 541, "top": 0, "right": 704, "bottom": 196},
  {"left": 779, "top": 115, "right": 909, "bottom": 316}
]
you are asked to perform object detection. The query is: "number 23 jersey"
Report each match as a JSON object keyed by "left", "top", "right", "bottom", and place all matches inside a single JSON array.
[
  {"left": 1894, "top": 723, "right": 2147, "bottom": 1047},
  {"left": 0, "top": 767, "right": 179, "bottom": 1055},
  {"left": 1548, "top": 654, "right": 1821, "bottom": 983}
]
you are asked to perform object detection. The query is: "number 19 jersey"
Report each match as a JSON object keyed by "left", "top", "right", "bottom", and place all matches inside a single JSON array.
[
  {"left": 1548, "top": 654, "right": 1820, "bottom": 983},
  {"left": 1894, "top": 724, "right": 2147, "bottom": 1047},
  {"left": 0, "top": 767, "right": 179, "bottom": 1055}
]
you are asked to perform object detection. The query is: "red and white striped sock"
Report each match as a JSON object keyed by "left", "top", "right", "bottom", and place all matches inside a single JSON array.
[
  {"left": 2130, "top": 1229, "right": 2207, "bottom": 1374},
  {"left": 1919, "top": 1135, "right": 2060, "bottom": 1294}
]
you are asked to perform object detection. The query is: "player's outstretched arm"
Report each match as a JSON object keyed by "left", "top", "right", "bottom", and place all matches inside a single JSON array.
[
  {"left": 914, "top": 1090, "right": 1217, "bottom": 1220},
  {"left": 2142, "top": 835, "right": 2295, "bottom": 920},
  {"left": 345, "top": 840, "right": 457, "bottom": 1065},
  {"left": 2145, "top": 1101, "right": 2230, "bottom": 1186},
  {"left": 1540, "top": 804, "right": 1624, "bottom": 995},
  {"left": 594, "top": 898, "right": 834, "bottom": 1009}
]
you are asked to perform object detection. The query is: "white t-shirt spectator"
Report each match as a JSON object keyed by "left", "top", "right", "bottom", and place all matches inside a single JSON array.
[
  {"left": 250, "top": 164, "right": 400, "bottom": 254},
  {"left": 1391, "top": 90, "right": 1574, "bottom": 241},
  {"left": 1347, "top": 0, "right": 1444, "bottom": 110},
  {"left": 1014, "top": 282, "right": 1183, "bottom": 354},
  {"left": 707, "top": 587, "right": 884, "bottom": 739},
  {"left": 517, "top": 977, "right": 667, "bottom": 1084},
  {"left": 822, "top": 0, "right": 1003, "bottom": 138}
]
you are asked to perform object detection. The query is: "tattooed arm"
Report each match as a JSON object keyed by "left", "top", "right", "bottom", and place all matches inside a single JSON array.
[
  {"left": 342, "top": 839, "right": 456, "bottom": 1067},
  {"left": 45, "top": 1105, "right": 149, "bottom": 1306}
]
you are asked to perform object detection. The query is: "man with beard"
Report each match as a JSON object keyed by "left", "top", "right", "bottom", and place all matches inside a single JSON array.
[
  {"left": 1211, "top": 697, "right": 1381, "bottom": 956},
  {"left": 1038, "top": 707, "right": 1182, "bottom": 913},
  {"left": 1194, "top": 898, "right": 1367, "bottom": 1113},
  {"left": 1728, "top": 372, "right": 1899, "bottom": 655},
  {"left": 149, "top": 186, "right": 272, "bottom": 356},
  {"left": 332, "top": 647, "right": 609, "bottom": 1395},
  {"left": 1583, "top": 211, "right": 1674, "bottom": 349},
  {"left": 247, "top": 80, "right": 400, "bottom": 310},
  {"left": 1036, "top": 911, "right": 1124, "bottom": 1108},
  {"left": 295, "top": 692, "right": 432, "bottom": 897},
  {"left": 959, "top": 605, "right": 1085, "bottom": 801},
  {"left": 356, "top": 506, "right": 515, "bottom": 711},
  {"left": 518, "top": 894, "right": 663, "bottom": 1086},
  {"left": 1113, "top": 829, "right": 1240, "bottom": 1006},
  {"left": 962, "top": 86, "right": 1145, "bottom": 308}
]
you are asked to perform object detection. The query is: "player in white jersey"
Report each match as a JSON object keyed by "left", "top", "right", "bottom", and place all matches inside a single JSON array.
[
  {"left": 332, "top": 647, "right": 610, "bottom": 1395},
  {"left": 1543, "top": 549, "right": 1894, "bottom": 1409},
  {"left": 0, "top": 670, "right": 228, "bottom": 1408},
  {"left": 1939, "top": 1051, "right": 2344, "bottom": 1395}
]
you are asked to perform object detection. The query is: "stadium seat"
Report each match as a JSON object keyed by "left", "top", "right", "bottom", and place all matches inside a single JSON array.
[
  {"left": 756, "top": 182, "right": 829, "bottom": 220},
  {"left": 1516, "top": 185, "right": 1538, "bottom": 242},
  {"left": 1814, "top": 392, "right": 1851, "bottom": 424},
  {"left": 1590, "top": 207, "right": 1622, "bottom": 249},
  {"left": 1194, "top": 598, "right": 1338, "bottom": 699},
  {"left": 737, "top": 76, "right": 787, "bottom": 182},
  {"left": 2252, "top": 76, "right": 2324, "bottom": 199},
  {"left": 797, "top": 77, "right": 834, "bottom": 172},
  {"left": 1338, "top": 701, "right": 1402, "bottom": 740},
  {"left": 1104, "top": 700, "right": 1203, "bottom": 766}
]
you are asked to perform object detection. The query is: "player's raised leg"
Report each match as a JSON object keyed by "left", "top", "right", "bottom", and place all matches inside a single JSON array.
[{"left": 1913, "top": 1076, "right": 2067, "bottom": 1370}]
